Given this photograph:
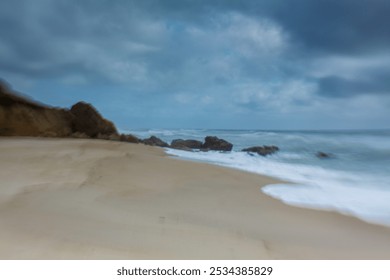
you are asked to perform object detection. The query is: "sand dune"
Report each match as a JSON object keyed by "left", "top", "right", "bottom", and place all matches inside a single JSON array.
[{"left": 1, "top": 137, "right": 390, "bottom": 259}]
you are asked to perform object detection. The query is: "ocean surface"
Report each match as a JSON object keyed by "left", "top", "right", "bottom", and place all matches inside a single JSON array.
[{"left": 123, "top": 128, "right": 390, "bottom": 227}]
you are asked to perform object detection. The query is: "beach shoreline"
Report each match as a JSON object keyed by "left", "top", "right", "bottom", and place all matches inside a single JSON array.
[{"left": 1, "top": 137, "right": 390, "bottom": 259}]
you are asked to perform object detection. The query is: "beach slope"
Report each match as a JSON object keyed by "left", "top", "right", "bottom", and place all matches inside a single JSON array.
[{"left": 1, "top": 138, "right": 390, "bottom": 259}]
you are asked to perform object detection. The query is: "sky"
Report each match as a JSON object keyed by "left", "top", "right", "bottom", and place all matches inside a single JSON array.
[{"left": 1, "top": 0, "right": 390, "bottom": 130}]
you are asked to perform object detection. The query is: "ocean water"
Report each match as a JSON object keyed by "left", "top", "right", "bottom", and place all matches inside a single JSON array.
[{"left": 124, "top": 128, "right": 390, "bottom": 227}]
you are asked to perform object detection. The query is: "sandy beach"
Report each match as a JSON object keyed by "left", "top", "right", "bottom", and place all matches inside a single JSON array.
[{"left": 1, "top": 137, "right": 390, "bottom": 259}]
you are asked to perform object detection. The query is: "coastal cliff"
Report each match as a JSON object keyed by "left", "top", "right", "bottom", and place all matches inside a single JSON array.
[{"left": 0, "top": 80, "right": 117, "bottom": 138}]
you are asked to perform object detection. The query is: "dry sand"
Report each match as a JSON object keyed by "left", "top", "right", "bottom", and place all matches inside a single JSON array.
[{"left": 1, "top": 137, "right": 390, "bottom": 259}]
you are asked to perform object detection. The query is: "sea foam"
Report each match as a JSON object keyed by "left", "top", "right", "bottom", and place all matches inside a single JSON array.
[
  {"left": 128, "top": 128, "right": 390, "bottom": 227},
  {"left": 166, "top": 147, "right": 390, "bottom": 227}
]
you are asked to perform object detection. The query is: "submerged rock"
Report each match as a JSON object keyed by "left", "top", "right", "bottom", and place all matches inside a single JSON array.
[
  {"left": 316, "top": 151, "right": 333, "bottom": 159},
  {"left": 202, "top": 136, "right": 233, "bottom": 151},
  {"left": 242, "top": 145, "right": 279, "bottom": 156},
  {"left": 171, "top": 139, "right": 203, "bottom": 151},
  {"left": 142, "top": 136, "right": 169, "bottom": 147}
]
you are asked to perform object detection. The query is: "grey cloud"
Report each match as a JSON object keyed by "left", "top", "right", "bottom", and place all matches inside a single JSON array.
[
  {"left": 1, "top": 0, "right": 390, "bottom": 129},
  {"left": 318, "top": 69, "right": 390, "bottom": 98},
  {"left": 137, "top": 0, "right": 390, "bottom": 55},
  {"left": 2, "top": 0, "right": 389, "bottom": 82},
  {"left": 244, "top": 0, "right": 390, "bottom": 55},
  {"left": 0, "top": 1, "right": 161, "bottom": 80}
]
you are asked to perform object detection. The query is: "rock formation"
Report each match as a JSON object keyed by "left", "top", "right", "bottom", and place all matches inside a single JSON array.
[
  {"left": 142, "top": 136, "right": 169, "bottom": 147},
  {"left": 120, "top": 133, "right": 140, "bottom": 143},
  {"left": 171, "top": 139, "right": 203, "bottom": 150},
  {"left": 70, "top": 102, "right": 117, "bottom": 138},
  {"left": 0, "top": 81, "right": 73, "bottom": 137},
  {"left": 1, "top": 80, "right": 283, "bottom": 156},
  {"left": 242, "top": 145, "right": 279, "bottom": 156},
  {"left": 0, "top": 79, "right": 118, "bottom": 138},
  {"left": 202, "top": 136, "right": 233, "bottom": 151}
]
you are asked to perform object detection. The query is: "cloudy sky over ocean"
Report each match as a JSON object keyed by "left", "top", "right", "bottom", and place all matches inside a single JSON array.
[{"left": 1, "top": 0, "right": 389, "bottom": 129}]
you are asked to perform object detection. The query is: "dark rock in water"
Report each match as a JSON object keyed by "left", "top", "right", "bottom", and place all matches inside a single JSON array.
[
  {"left": 142, "top": 135, "right": 169, "bottom": 147},
  {"left": 70, "top": 102, "right": 117, "bottom": 138},
  {"left": 202, "top": 136, "right": 233, "bottom": 151},
  {"left": 316, "top": 151, "right": 332, "bottom": 159},
  {"left": 171, "top": 139, "right": 203, "bottom": 150},
  {"left": 120, "top": 133, "right": 140, "bottom": 143},
  {"left": 171, "top": 144, "right": 193, "bottom": 152},
  {"left": 242, "top": 145, "right": 279, "bottom": 156}
]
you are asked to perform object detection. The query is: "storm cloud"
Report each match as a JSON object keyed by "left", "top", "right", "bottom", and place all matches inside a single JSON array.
[{"left": 0, "top": 0, "right": 389, "bottom": 129}]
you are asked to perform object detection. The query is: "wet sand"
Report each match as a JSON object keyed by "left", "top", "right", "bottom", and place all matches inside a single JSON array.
[{"left": 1, "top": 137, "right": 390, "bottom": 259}]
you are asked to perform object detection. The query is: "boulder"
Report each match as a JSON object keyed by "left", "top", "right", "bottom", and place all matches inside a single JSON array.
[
  {"left": 120, "top": 133, "right": 140, "bottom": 143},
  {"left": 242, "top": 145, "right": 279, "bottom": 156},
  {"left": 202, "top": 136, "right": 233, "bottom": 151},
  {"left": 171, "top": 139, "right": 203, "bottom": 150},
  {"left": 142, "top": 136, "right": 169, "bottom": 147},
  {"left": 70, "top": 102, "right": 117, "bottom": 138}
]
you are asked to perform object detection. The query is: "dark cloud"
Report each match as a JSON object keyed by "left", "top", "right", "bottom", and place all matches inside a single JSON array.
[
  {"left": 318, "top": 70, "right": 390, "bottom": 98},
  {"left": 134, "top": 0, "right": 390, "bottom": 54},
  {"left": 0, "top": 0, "right": 389, "bottom": 128},
  {"left": 242, "top": 0, "right": 390, "bottom": 55},
  {"left": 1, "top": 0, "right": 389, "bottom": 79}
]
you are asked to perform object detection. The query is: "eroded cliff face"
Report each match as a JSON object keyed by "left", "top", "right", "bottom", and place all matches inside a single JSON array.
[
  {"left": 0, "top": 80, "right": 117, "bottom": 138},
  {"left": 70, "top": 102, "right": 117, "bottom": 137}
]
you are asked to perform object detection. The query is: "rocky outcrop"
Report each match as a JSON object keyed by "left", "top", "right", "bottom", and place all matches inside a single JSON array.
[
  {"left": 0, "top": 79, "right": 119, "bottom": 139},
  {"left": 171, "top": 139, "right": 203, "bottom": 151},
  {"left": 120, "top": 133, "right": 140, "bottom": 143},
  {"left": 70, "top": 102, "right": 117, "bottom": 138},
  {"left": 0, "top": 81, "right": 73, "bottom": 137},
  {"left": 202, "top": 136, "right": 233, "bottom": 151},
  {"left": 242, "top": 146, "right": 279, "bottom": 156},
  {"left": 142, "top": 136, "right": 169, "bottom": 147}
]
